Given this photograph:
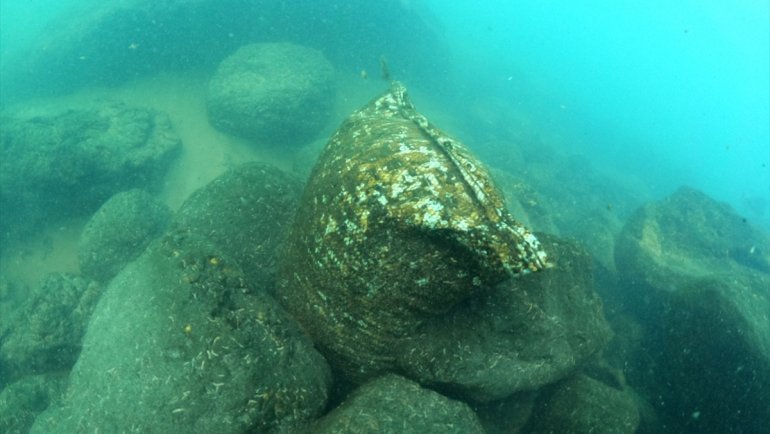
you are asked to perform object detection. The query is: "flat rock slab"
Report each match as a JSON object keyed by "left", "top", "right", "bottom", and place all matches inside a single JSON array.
[{"left": 30, "top": 231, "right": 331, "bottom": 434}]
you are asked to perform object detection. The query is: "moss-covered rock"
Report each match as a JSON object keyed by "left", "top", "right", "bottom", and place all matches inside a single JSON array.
[
  {"left": 78, "top": 189, "right": 171, "bottom": 283},
  {"left": 31, "top": 233, "right": 331, "bottom": 434},
  {"left": 0, "top": 103, "right": 180, "bottom": 247},
  {"left": 308, "top": 374, "right": 485, "bottom": 434},
  {"left": 0, "top": 273, "right": 101, "bottom": 388},
  {"left": 399, "top": 234, "right": 612, "bottom": 401},
  {"left": 206, "top": 43, "right": 335, "bottom": 146},
  {"left": 171, "top": 162, "right": 303, "bottom": 292},
  {"left": 615, "top": 186, "right": 770, "bottom": 433}
]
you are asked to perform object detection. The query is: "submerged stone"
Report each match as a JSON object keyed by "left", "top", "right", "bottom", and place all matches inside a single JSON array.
[
  {"left": 277, "top": 82, "right": 549, "bottom": 385},
  {"left": 0, "top": 102, "right": 180, "bottom": 246},
  {"left": 206, "top": 43, "right": 335, "bottom": 147},
  {"left": 615, "top": 186, "right": 770, "bottom": 433},
  {"left": 399, "top": 234, "right": 612, "bottom": 401},
  {"left": 31, "top": 233, "right": 331, "bottom": 434},
  {"left": 78, "top": 189, "right": 171, "bottom": 283},
  {"left": 307, "top": 374, "right": 485, "bottom": 434},
  {"left": 171, "top": 162, "right": 304, "bottom": 292}
]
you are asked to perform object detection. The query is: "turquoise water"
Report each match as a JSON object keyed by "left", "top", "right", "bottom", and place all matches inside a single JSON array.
[
  {"left": 425, "top": 0, "right": 770, "bottom": 229},
  {"left": 2, "top": 1, "right": 768, "bottom": 224},
  {"left": 0, "top": 1, "right": 768, "bottom": 433}
]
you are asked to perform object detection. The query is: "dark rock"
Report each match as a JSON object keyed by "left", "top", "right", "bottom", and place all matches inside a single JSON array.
[
  {"left": 0, "top": 103, "right": 181, "bottom": 247},
  {"left": 0, "top": 273, "right": 101, "bottom": 388},
  {"left": 78, "top": 189, "right": 171, "bottom": 283},
  {"left": 399, "top": 233, "right": 612, "bottom": 401},
  {"left": 0, "top": 374, "right": 67, "bottom": 434},
  {"left": 526, "top": 373, "right": 640, "bottom": 434},
  {"left": 472, "top": 391, "right": 538, "bottom": 434},
  {"left": 0, "top": 0, "right": 449, "bottom": 104},
  {"left": 171, "top": 162, "right": 304, "bottom": 292},
  {"left": 206, "top": 43, "right": 335, "bottom": 146},
  {"left": 615, "top": 186, "right": 770, "bottom": 433},
  {"left": 308, "top": 374, "right": 485, "bottom": 434},
  {"left": 30, "top": 232, "right": 331, "bottom": 434}
]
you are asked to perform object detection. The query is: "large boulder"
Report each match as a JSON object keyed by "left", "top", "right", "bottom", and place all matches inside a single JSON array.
[
  {"left": 278, "top": 83, "right": 610, "bottom": 402},
  {"left": 206, "top": 43, "right": 335, "bottom": 146},
  {"left": 31, "top": 163, "right": 330, "bottom": 433},
  {"left": 399, "top": 233, "right": 612, "bottom": 401},
  {"left": 171, "top": 162, "right": 303, "bottom": 291},
  {"left": 78, "top": 189, "right": 171, "bottom": 283},
  {"left": 278, "top": 82, "right": 551, "bottom": 387},
  {"left": 307, "top": 374, "right": 485, "bottom": 434},
  {"left": 31, "top": 233, "right": 331, "bottom": 434},
  {"left": 0, "top": 102, "right": 181, "bottom": 247},
  {"left": 615, "top": 186, "right": 770, "bottom": 433}
]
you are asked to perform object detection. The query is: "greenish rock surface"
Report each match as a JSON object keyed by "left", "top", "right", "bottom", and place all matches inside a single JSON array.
[
  {"left": 0, "top": 273, "right": 101, "bottom": 388},
  {"left": 206, "top": 43, "right": 335, "bottom": 146},
  {"left": 171, "top": 162, "right": 303, "bottom": 292},
  {"left": 78, "top": 189, "right": 171, "bottom": 283},
  {"left": 0, "top": 374, "right": 67, "bottom": 434},
  {"left": 278, "top": 83, "right": 552, "bottom": 390},
  {"left": 527, "top": 373, "right": 639, "bottom": 434},
  {"left": 615, "top": 186, "right": 770, "bottom": 433},
  {"left": 399, "top": 234, "right": 612, "bottom": 401},
  {"left": 308, "top": 374, "right": 485, "bottom": 434},
  {"left": 0, "top": 102, "right": 181, "bottom": 247},
  {"left": 31, "top": 233, "right": 331, "bottom": 434}
]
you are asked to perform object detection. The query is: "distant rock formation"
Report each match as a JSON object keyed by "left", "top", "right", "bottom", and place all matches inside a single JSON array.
[
  {"left": 206, "top": 43, "right": 335, "bottom": 147},
  {"left": 0, "top": 102, "right": 180, "bottom": 248},
  {"left": 615, "top": 186, "right": 770, "bottom": 433}
]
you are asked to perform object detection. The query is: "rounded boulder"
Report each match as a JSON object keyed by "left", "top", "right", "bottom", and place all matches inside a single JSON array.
[{"left": 206, "top": 43, "right": 335, "bottom": 147}]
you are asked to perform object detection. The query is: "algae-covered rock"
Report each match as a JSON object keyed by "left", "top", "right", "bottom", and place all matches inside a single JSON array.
[
  {"left": 0, "top": 273, "right": 101, "bottom": 388},
  {"left": 399, "top": 234, "right": 612, "bottom": 401},
  {"left": 0, "top": 373, "right": 67, "bottom": 434},
  {"left": 78, "top": 189, "right": 171, "bottom": 283},
  {"left": 0, "top": 102, "right": 181, "bottom": 246},
  {"left": 615, "top": 186, "right": 770, "bottom": 433},
  {"left": 171, "top": 162, "right": 303, "bottom": 292},
  {"left": 308, "top": 374, "right": 485, "bottom": 434},
  {"left": 206, "top": 43, "right": 335, "bottom": 146},
  {"left": 277, "top": 82, "right": 549, "bottom": 385},
  {"left": 31, "top": 232, "right": 331, "bottom": 434}
]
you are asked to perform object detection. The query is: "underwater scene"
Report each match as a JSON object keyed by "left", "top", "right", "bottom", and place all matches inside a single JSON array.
[{"left": 0, "top": 1, "right": 768, "bottom": 433}]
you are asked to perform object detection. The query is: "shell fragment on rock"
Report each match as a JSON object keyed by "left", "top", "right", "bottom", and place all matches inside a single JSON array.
[{"left": 278, "top": 81, "right": 548, "bottom": 383}]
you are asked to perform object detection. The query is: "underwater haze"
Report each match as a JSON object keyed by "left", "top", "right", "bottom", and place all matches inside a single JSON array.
[
  {"left": 1, "top": 1, "right": 769, "bottom": 434},
  {"left": 426, "top": 0, "right": 770, "bottom": 229},
  {"left": 2, "top": 0, "right": 769, "bottom": 225}
]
